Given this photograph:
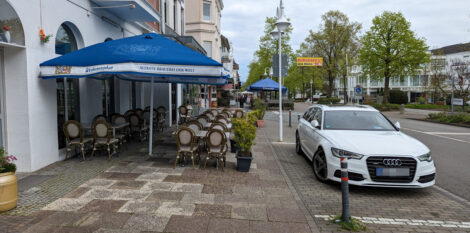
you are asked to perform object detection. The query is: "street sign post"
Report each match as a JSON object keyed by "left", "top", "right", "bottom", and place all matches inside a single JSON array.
[{"left": 354, "top": 86, "right": 362, "bottom": 95}]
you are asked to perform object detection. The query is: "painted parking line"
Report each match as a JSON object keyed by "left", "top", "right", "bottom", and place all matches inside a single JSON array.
[
  {"left": 402, "top": 127, "right": 470, "bottom": 144},
  {"left": 314, "top": 215, "right": 470, "bottom": 228},
  {"left": 271, "top": 141, "right": 296, "bottom": 145}
]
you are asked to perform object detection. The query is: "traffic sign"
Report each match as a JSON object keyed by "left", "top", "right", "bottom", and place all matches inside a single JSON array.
[{"left": 354, "top": 86, "right": 362, "bottom": 95}]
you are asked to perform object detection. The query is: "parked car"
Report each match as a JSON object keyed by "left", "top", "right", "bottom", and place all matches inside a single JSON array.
[{"left": 295, "top": 105, "right": 436, "bottom": 188}]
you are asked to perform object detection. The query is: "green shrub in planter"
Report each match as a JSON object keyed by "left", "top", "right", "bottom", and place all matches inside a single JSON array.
[
  {"left": 389, "top": 90, "right": 408, "bottom": 104},
  {"left": 247, "top": 111, "right": 258, "bottom": 125},
  {"left": 232, "top": 118, "right": 256, "bottom": 156},
  {"left": 253, "top": 99, "right": 266, "bottom": 120}
]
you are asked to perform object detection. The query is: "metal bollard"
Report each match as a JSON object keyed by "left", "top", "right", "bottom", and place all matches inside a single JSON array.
[
  {"left": 297, "top": 114, "right": 300, "bottom": 122},
  {"left": 341, "top": 157, "right": 351, "bottom": 222},
  {"left": 289, "top": 110, "right": 292, "bottom": 127},
  {"left": 400, "top": 104, "right": 405, "bottom": 114}
]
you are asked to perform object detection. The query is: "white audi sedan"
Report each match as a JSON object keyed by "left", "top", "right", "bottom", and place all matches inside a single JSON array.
[{"left": 295, "top": 105, "right": 436, "bottom": 188}]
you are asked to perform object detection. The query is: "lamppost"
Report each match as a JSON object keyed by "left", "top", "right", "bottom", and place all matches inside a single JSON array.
[
  {"left": 270, "top": 0, "right": 290, "bottom": 142},
  {"left": 310, "top": 79, "right": 313, "bottom": 101}
]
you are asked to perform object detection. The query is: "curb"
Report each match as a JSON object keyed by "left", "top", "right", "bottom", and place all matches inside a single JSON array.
[{"left": 261, "top": 127, "right": 320, "bottom": 233}]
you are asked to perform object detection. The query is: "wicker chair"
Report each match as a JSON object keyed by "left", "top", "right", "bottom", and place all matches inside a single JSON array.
[
  {"left": 134, "top": 108, "right": 144, "bottom": 117},
  {"left": 90, "top": 120, "right": 119, "bottom": 160},
  {"left": 234, "top": 110, "right": 244, "bottom": 119},
  {"left": 186, "top": 120, "right": 203, "bottom": 133},
  {"left": 111, "top": 114, "right": 129, "bottom": 150},
  {"left": 93, "top": 114, "right": 107, "bottom": 124},
  {"left": 203, "top": 128, "right": 228, "bottom": 171},
  {"left": 124, "top": 110, "right": 134, "bottom": 119},
  {"left": 210, "top": 109, "right": 219, "bottom": 117},
  {"left": 197, "top": 115, "right": 211, "bottom": 129},
  {"left": 63, "top": 120, "right": 93, "bottom": 160},
  {"left": 210, "top": 122, "right": 228, "bottom": 132},
  {"left": 174, "top": 126, "right": 200, "bottom": 168},
  {"left": 215, "top": 117, "right": 229, "bottom": 126},
  {"left": 186, "top": 105, "right": 193, "bottom": 117},
  {"left": 178, "top": 105, "right": 189, "bottom": 125},
  {"left": 129, "top": 113, "right": 148, "bottom": 141}
]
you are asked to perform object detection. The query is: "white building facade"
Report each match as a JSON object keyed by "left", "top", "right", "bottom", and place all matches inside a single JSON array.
[{"left": 0, "top": 0, "right": 190, "bottom": 172}]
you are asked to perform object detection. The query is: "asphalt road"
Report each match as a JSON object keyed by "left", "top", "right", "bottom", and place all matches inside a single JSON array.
[{"left": 384, "top": 113, "right": 470, "bottom": 202}]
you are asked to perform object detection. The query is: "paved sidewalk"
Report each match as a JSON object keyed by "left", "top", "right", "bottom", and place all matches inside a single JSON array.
[
  {"left": 262, "top": 114, "right": 470, "bottom": 232},
  {"left": 1, "top": 127, "right": 313, "bottom": 232}
]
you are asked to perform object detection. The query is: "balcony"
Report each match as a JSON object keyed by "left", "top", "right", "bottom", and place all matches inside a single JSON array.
[
  {"left": 221, "top": 51, "right": 230, "bottom": 63},
  {"left": 91, "top": 0, "right": 161, "bottom": 22}
]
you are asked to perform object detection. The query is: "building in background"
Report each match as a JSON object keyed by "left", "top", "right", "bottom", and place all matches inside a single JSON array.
[
  {"left": 338, "top": 42, "right": 470, "bottom": 103},
  {"left": 185, "top": 0, "right": 224, "bottom": 107}
]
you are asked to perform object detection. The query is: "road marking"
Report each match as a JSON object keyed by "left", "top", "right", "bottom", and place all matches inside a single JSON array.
[
  {"left": 271, "top": 141, "right": 296, "bottom": 145},
  {"left": 314, "top": 215, "right": 470, "bottom": 228},
  {"left": 402, "top": 127, "right": 470, "bottom": 144},
  {"left": 424, "top": 132, "right": 470, "bottom": 135}
]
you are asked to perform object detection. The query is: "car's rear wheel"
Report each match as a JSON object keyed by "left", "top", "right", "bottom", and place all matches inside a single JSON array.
[
  {"left": 313, "top": 148, "right": 328, "bottom": 182},
  {"left": 296, "top": 131, "right": 303, "bottom": 155}
]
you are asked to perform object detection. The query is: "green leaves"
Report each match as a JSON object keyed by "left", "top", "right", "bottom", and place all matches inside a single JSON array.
[
  {"left": 359, "top": 11, "right": 430, "bottom": 103},
  {"left": 232, "top": 117, "right": 257, "bottom": 153},
  {"left": 245, "top": 16, "right": 293, "bottom": 90}
]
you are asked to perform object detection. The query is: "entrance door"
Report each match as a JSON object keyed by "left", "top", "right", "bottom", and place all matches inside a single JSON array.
[{"left": 0, "top": 47, "right": 5, "bottom": 147}]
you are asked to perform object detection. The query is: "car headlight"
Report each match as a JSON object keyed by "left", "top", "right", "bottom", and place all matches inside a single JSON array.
[
  {"left": 418, "top": 152, "right": 432, "bottom": 162},
  {"left": 331, "top": 148, "right": 364, "bottom": 160}
]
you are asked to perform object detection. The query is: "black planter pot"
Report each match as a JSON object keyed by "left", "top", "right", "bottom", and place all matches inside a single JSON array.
[
  {"left": 236, "top": 151, "right": 253, "bottom": 172},
  {"left": 230, "top": 139, "right": 238, "bottom": 153}
]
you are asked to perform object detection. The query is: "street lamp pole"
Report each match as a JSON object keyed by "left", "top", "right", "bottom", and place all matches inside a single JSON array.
[{"left": 271, "top": 0, "right": 290, "bottom": 142}]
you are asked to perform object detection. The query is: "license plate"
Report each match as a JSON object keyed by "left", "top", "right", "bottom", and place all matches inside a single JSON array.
[{"left": 376, "top": 168, "right": 410, "bottom": 177}]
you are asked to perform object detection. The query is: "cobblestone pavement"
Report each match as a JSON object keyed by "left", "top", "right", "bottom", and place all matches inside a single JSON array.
[
  {"left": 263, "top": 113, "right": 470, "bottom": 232},
  {"left": 1, "top": 126, "right": 314, "bottom": 233}
]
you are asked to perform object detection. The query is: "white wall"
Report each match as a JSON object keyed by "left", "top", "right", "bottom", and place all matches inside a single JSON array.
[{"left": 5, "top": 0, "right": 147, "bottom": 171}]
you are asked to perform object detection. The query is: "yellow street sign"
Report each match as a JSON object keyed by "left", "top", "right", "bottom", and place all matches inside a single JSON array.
[{"left": 297, "top": 57, "right": 323, "bottom": 66}]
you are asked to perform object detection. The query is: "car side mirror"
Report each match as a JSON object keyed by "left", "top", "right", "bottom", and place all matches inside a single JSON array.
[
  {"left": 311, "top": 120, "right": 320, "bottom": 129},
  {"left": 394, "top": 121, "right": 401, "bottom": 130}
]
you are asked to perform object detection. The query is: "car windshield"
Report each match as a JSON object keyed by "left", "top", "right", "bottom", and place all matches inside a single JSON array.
[{"left": 323, "top": 111, "right": 396, "bottom": 131}]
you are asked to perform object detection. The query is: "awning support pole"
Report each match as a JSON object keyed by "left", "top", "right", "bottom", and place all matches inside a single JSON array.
[
  {"left": 169, "top": 83, "right": 172, "bottom": 127},
  {"left": 64, "top": 77, "right": 69, "bottom": 122},
  {"left": 149, "top": 77, "right": 154, "bottom": 156}
]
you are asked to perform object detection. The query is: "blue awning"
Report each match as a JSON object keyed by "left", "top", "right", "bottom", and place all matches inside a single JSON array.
[
  {"left": 246, "top": 78, "right": 287, "bottom": 93},
  {"left": 40, "top": 33, "right": 229, "bottom": 85}
]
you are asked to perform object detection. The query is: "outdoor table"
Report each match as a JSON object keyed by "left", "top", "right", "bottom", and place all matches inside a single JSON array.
[
  {"left": 196, "top": 130, "right": 230, "bottom": 139},
  {"left": 83, "top": 122, "right": 130, "bottom": 138}
]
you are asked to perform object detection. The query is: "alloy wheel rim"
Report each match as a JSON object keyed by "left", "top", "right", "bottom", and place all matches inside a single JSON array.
[{"left": 314, "top": 151, "right": 328, "bottom": 180}]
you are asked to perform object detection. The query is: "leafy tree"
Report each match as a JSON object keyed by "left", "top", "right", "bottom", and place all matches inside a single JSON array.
[
  {"left": 245, "top": 16, "right": 293, "bottom": 89},
  {"left": 359, "top": 11, "right": 430, "bottom": 104},
  {"left": 300, "top": 11, "right": 361, "bottom": 97}
]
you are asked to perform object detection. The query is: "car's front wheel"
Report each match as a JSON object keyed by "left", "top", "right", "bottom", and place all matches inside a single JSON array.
[
  {"left": 296, "top": 131, "right": 304, "bottom": 155},
  {"left": 313, "top": 148, "right": 328, "bottom": 182}
]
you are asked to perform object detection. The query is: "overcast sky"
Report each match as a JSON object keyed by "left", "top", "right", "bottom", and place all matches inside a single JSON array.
[{"left": 220, "top": 0, "right": 470, "bottom": 82}]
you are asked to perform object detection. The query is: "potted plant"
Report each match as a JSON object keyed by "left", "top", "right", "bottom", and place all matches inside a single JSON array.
[
  {"left": 247, "top": 110, "right": 259, "bottom": 126},
  {"left": 0, "top": 25, "right": 11, "bottom": 43},
  {"left": 232, "top": 117, "right": 256, "bottom": 172},
  {"left": 254, "top": 99, "right": 266, "bottom": 127},
  {"left": 0, "top": 147, "right": 17, "bottom": 212}
]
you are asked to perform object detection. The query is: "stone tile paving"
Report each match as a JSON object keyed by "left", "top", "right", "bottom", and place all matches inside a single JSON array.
[
  {"left": 262, "top": 113, "right": 470, "bottom": 232},
  {"left": 1, "top": 125, "right": 314, "bottom": 232}
]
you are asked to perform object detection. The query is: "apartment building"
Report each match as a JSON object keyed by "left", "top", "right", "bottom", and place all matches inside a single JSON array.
[{"left": 185, "top": 0, "right": 224, "bottom": 107}]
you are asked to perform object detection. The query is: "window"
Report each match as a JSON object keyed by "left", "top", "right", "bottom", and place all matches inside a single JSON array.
[
  {"left": 164, "top": 1, "right": 168, "bottom": 24},
  {"left": 324, "top": 111, "right": 396, "bottom": 131},
  {"left": 203, "top": 1, "right": 211, "bottom": 21},
  {"left": 173, "top": 0, "right": 176, "bottom": 30},
  {"left": 203, "top": 41, "right": 212, "bottom": 58}
]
